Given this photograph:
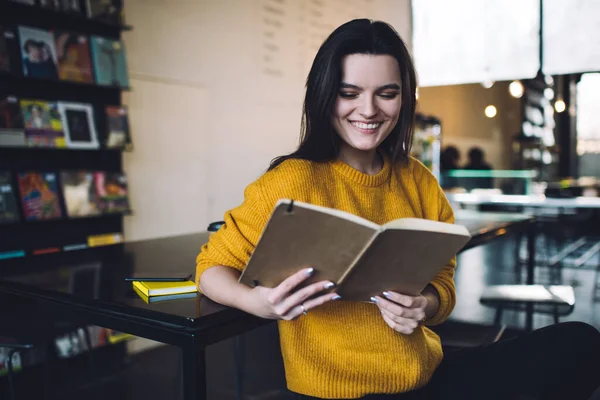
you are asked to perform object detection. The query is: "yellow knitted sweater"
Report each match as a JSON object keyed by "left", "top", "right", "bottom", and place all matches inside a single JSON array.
[{"left": 195, "top": 154, "right": 456, "bottom": 399}]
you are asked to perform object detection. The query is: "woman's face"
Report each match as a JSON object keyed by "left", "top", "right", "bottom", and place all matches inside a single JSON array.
[{"left": 332, "top": 54, "right": 402, "bottom": 154}]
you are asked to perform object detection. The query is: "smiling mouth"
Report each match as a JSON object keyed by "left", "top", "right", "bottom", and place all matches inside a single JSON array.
[{"left": 350, "top": 121, "right": 383, "bottom": 132}]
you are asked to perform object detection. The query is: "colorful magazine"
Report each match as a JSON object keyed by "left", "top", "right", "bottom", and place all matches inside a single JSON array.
[
  {"left": 0, "top": 25, "right": 21, "bottom": 75},
  {"left": 20, "top": 99, "right": 65, "bottom": 148},
  {"left": 0, "top": 95, "right": 26, "bottom": 147},
  {"left": 0, "top": 172, "right": 20, "bottom": 224},
  {"left": 54, "top": 31, "right": 94, "bottom": 84},
  {"left": 17, "top": 172, "right": 62, "bottom": 221},
  {"left": 18, "top": 26, "right": 59, "bottom": 80},
  {"left": 61, "top": 171, "right": 101, "bottom": 218},
  {"left": 90, "top": 36, "right": 129, "bottom": 88},
  {"left": 93, "top": 172, "right": 129, "bottom": 214},
  {"left": 105, "top": 105, "right": 132, "bottom": 149}
]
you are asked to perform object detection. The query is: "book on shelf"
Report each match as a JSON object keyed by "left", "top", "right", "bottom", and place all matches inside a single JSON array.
[
  {"left": 238, "top": 200, "right": 471, "bottom": 301},
  {"left": 0, "top": 95, "right": 26, "bottom": 147},
  {"left": 93, "top": 172, "right": 129, "bottom": 214},
  {"left": 0, "top": 171, "right": 20, "bottom": 224},
  {"left": 53, "top": 31, "right": 94, "bottom": 84},
  {"left": 86, "top": 0, "right": 123, "bottom": 25},
  {"left": 20, "top": 99, "right": 65, "bottom": 148},
  {"left": 18, "top": 26, "right": 59, "bottom": 80},
  {"left": 58, "top": 102, "right": 99, "bottom": 149},
  {"left": 60, "top": 171, "right": 101, "bottom": 218},
  {"left": 132, "top": 280, "right": 197, "bottom": 297},
  {"left": 105, "top": 105, "right": 132, "bottom": 150},
  {"left": 17, "top": 172, "right": 63, "bottom": 221},
  {"left": 133, "top": 286, "right": 199, "bottom": 303},
  {"left": 0, "top": 25, "right": 22, "bottom": 76},
  {"left": 90, "top": 36, "right": 129, "bottom": 88}
]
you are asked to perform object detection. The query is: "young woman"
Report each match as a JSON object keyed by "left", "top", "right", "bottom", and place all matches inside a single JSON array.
[{"left": 196, "top": 19, "right": 600, "bottom": 400}]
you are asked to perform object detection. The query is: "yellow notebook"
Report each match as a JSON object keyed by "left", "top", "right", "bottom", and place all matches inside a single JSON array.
[{"left": 132, "top": 280, "right": 197, "bottom": 297}]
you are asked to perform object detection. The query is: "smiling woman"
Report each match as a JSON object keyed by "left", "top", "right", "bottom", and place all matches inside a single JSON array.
[{"left": 195, "top": 19, "right": 600, "bottom": 400}]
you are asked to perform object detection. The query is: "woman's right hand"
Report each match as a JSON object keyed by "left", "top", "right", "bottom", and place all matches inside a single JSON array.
[{"left": 250, "top": 267, "right": 341, "bottom": 320}]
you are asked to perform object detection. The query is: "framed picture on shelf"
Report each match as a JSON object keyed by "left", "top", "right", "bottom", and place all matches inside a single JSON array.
[
  {"left": 58, "top": 102, "right": 99, "bottom": 149},
  {"left": 60, "top": 171, "right": 101, "bottom": 218},
  {"left": 93, "top": 172, "right": 129, "bottom": 214},
  {"left": 86, "top": 0, "right": 123, "bottom": 25},
  {"left": 105, "top": 105, "right": 132, "bottom": 150},
  {"left": 20, "top": 99, "right": 65, "bottom": 148},
  {"left": 0, "top": 25, "right": 21, "bottom": 75},
  {"left": 0, "top": 171, "right": 20, "bottom": 224},
  {"left": 17, "top": 26, "right": 59, "bottom": 80},
  {"left": 39, "top": 0, "right": 61, "bottom": 10},
  {"left": 0, "top": 95, "right": 26, "bottom": 147},
  {"left": 90, "top": 36, "right": 129, "bottom": 88},
  {"left": 17, "top": 172, "right": 63, "bottom": 221},
  {"left": 53, "top": 31, "right": 94, "bottom": 84}
]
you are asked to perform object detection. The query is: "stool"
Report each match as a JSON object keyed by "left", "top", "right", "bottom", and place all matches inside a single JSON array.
[{"left": 480, "top": 285, "right": 575, "bottom": 331}]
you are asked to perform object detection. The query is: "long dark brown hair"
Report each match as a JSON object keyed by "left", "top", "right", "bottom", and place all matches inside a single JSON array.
[{"left": 269, "top": 19, "right": 417, "bottom": 171}]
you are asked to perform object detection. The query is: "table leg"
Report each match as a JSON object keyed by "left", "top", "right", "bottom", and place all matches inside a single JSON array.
[
  {"left": 182, "top": 342, "right": 206, "bottom": 400},
  {"left": 526, "top": 223, "right": 537, "bottom": 332}
]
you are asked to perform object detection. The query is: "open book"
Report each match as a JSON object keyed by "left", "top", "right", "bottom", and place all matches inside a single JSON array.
[{"left": 239, "top": 200, "right": 471, "bottom": 301}]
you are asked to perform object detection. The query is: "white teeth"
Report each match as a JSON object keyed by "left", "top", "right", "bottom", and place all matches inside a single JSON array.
[{"left": 351, "top": 122, "right": 381, "bottom": 130}]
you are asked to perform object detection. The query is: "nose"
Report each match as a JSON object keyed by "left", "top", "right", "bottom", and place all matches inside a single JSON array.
[{"left": 358, "top": 95, "right": 378, "bottom": 119}]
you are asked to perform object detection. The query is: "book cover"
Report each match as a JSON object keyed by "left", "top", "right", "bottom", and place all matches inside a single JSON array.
[
  {"left": 39, "top": 0, "right": 60, "bottom": 10},
  {"left": 59, "top": 0, "right": 84, "bottom": 14},
  {"left": 18, "top": 26, "right": 59, "bottom": 80},
  {"left": 132, "top": 280, "right": 197, "bottom": 297},
  {"left": 86, "top": 0, "right": 123, "bottom": 25},
  {"left": 0, "top": 25, "right": 21, "bottom": 75},
  {"left": 0, "top": 95, "right": 26, "bottom": 147},
  {"left": 20, "top": 99, "right": 65, "bottom": 147},
  {"left": 133, "top": 286, "right": 198, "bottom": 303},
  {"left": 57, "top": 102, "right": 99, "bottom": 149},
  {"left": 90, "top": 36, "right": 129, "bottom": 88},
  {"left": 105, "top": 105, "right": 132, "bottom": 149},
  {"left": 0, "top": 172, "right": 20, "bottom": 224},
  {"left": 239, "top": 200, "right": 471, "bottom": 301},
  {"left": 17, "top": 172, "right": 62, "bottom": 221},
  {"left": 54, "top": 31, "right": 94, "bottom": 84},
  {"left": 93, "top": 172, "right": 129, "bottom": 214},
  {"left": 60, "top": 171, "right": 101, "bottom": 218}
]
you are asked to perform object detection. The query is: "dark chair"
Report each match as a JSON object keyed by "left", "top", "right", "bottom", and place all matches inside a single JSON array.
[
  {"left": 480, "top": 285, "right": 575, "bottom": 331},
  {"left": 430, "top": 320, "right": 506, "bottom": 351}
]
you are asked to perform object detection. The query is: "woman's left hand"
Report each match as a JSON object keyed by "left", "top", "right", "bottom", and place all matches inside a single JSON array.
[{"left": 372, "top": 291, "right": 428, "bottom": 335}]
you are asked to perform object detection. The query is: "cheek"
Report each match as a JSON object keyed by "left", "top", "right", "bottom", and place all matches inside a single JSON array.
[
  {"left": 381, "top": 101, "right": 402, "bottom": 121},
  {"left": 334, "top": 99, "right": 354, "bottom": 119}
]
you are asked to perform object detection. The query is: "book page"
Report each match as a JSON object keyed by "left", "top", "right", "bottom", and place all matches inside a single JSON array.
[{"left": 382, "top": 217, "right": 470, "bottom": 236}]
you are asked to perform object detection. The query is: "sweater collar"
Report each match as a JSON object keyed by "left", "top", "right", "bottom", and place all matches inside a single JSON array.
[{"left": 330, "top": 152, "right": 391, "bottom": 187}]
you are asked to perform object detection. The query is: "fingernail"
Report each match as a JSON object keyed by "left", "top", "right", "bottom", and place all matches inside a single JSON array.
[
  {"left": 370, "top": 296, "right": 378, "bottom": 303},
  {"left": 305, "top": 268, "right": 314, "bottom": 276},
  {"left": 332, "top": 294, "right": 342, "bottom": 300},
  {"left": 324, "top": 282, "right": 335, "bottom": 289},
  {"left": 383, "top": 291, "right": 392, "bottom": 298}
]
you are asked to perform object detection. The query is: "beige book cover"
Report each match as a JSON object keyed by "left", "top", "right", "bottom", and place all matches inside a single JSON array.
[{"left": 239, "top": 199, "right": 471, "bottom": 301}]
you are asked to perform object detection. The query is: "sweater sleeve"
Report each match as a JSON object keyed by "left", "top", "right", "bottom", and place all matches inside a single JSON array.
[
  {"left": 412, "top": 160, "right": 457, "bottom": 326},
  {"left": 425, "top": 189, "right": 457, "bottom": 326},
  {"left": 195, "top": 179, "right": 272, "bottom": 289}
]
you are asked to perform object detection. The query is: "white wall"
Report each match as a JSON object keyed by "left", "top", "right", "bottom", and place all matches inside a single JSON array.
[{"left": 122, "top": 0, "right": 412, "bottom": 240}]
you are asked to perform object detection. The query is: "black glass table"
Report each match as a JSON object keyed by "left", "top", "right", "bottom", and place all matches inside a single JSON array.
[{"left": 0, "top": 211, "right": 535, "bottom": 399}]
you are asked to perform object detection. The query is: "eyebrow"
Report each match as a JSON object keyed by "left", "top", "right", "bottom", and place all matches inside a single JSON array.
[{"left": 340, "top": 82, "right": 401, "bottom": 91}]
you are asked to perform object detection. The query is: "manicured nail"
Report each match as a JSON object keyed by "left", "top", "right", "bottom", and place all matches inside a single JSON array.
[
  {"left": 370, "top": 296, "right": 378, "bottom": 303},
  {"left": 383, "top": 291, "right": 392, "bottom": 298},
  {"left": 324, "top": 282, "right": 335, "bottom": 289},
  {"left": 332, "top": 294, "right": 342, "bottom": 300},
  {"left": 305, "top": 268, "right": 314, "bottom": 276}
]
